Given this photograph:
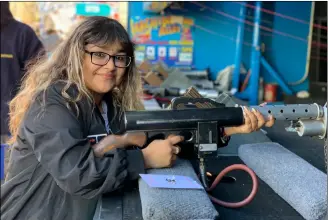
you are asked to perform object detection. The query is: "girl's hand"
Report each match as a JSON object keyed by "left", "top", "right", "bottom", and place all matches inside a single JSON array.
[
  {"left": 142, "top": 135, "right": 183, "bottom": 169},
  {"left": 224, "top": 103, "right": 275, "bottom": 136}
]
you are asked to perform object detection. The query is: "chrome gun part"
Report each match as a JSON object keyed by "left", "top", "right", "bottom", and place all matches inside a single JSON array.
[
  {"left": 247, "top": 103, "right": 327, "bottom": 139},
  {"left": 216, "top": 93, "right": 327, "bottom": 139},
  {"left": 294, "top": 119, "right": 326, "bottom": 138},
  {"left": 249, "top": 103, "right": 324, "bottom": 121}
]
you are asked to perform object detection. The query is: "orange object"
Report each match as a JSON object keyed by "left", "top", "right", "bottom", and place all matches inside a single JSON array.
[
  {"left": 240, "top": 70, "right": 251, "bottom": 92},
  {"left": 264, "top": 83, "right": 278, "bottom": 102}
]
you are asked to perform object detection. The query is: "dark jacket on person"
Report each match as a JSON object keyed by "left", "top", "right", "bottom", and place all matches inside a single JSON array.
[
  {"left": 0, "top": 82, "right": 146, "bottom": 220},
  {"left": 0, "top": 2, "right": 45, "bottom": 135}
]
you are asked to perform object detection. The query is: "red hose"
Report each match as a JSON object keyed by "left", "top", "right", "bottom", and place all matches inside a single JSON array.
[
  {"left": 142, "top": 93, "right": 155, "bottom": 100},
  {"left": 205, "top": 164, "right": 258, "bottom": 208}
]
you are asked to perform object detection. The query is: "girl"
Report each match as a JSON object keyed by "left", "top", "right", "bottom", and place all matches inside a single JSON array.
[{"left": 1, "top": 17, "right": 273, "bottom": 220}]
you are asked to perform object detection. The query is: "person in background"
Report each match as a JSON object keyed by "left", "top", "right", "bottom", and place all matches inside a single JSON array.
[
  {"left": 0, "top": 1, "right": 45, "bottom": 138},
  {"left": 0, "top": 1, "right": 44, "bottom": 146},
  {"left": 1, "top": 16, "right": 274, "bottom": 220}
]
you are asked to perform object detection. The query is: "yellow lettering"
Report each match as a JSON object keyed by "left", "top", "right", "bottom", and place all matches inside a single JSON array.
[
  {"left": 1, "top": 54, "right": 13, "bottom": 59},
  {"left": 169, "top": 26, "right": 174, "bottom": 34},
  {"left": 183, "top": 18, "right": 194, "bottom": 26},
  {"left": 132, "top": 19, "right": 153, "bottom": 35},
  {"left": 150, "top": 19, "right": 158, "bottom": 28},
  {"left": 141, "top": 23, "right": 146, "bottom": 31},
  {"left": 163, "top": 17, "right": 171, "bottom": 26},
  {"left": 164, "top": 27, "right": 168, "bottom": 35},
  {"left": 136, "top": 45, "right": 146, "bottom": 51},
  {"left": 169, "top": 40, "right": 178, "bottom": 45},
  {"left": 135, "top": 23, "right": 140, "bottom": 32},
  {"left": 180, "top": 41, "right": 194, "bottom": 46},
  {"left": 172, "top": 26, "right": 176, "bottom": 34},
  {"left": 159, "top": 18, "right": 164, "bottom": 27},
  {"left": 165, "top": 27, "right": 170, "bottom": 35},
  {"left": 158, "top": 24, "right": 182, "bottom": 37},
  {"left": 173, "top": 25, "right": 179, "bottom": 34},
  {"left": 155, "top": 21, "right": 160, "bottom": 29},
  {"left": 181, "top": 47, "right": 192, "bottom": 53}
]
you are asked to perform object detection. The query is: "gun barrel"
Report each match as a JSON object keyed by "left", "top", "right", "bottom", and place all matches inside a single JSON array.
[
  {"left": 123, "top": 107, "right": 244, "bottom": 132},
  {"left": 250, "top": 104, "right": 324, "bottom": 121}
]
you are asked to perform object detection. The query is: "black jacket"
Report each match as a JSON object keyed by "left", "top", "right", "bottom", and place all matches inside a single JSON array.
[
  {"left": 1, "top": 82, "right": 146, "bottom": 220},
  {"left": 1, "top": 2, "right": 45, "bottom": 135}
]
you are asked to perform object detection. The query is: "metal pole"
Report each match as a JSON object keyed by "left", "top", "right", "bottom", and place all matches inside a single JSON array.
[
  {"left": 249, "top": 1, "right": 262, "bottom": 105},
  {"left": 260, "top": 57, "right": 293, "bottom": 95},
  {"left": 231, "top": 2, "right": 246, "bottom": 95}
]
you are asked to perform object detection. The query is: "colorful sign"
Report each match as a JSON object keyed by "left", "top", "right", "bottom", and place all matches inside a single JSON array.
[{"left": 130, "top": 16, "right": 194, "bottom": 67}]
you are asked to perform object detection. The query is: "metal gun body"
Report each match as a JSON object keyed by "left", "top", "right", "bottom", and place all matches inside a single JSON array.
[{"left": 123, "top": 107, "right": 244, "bottom": 145}]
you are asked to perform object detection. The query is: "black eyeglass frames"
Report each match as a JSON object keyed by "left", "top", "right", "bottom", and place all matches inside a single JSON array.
[{"left": 85, "top": 50, "right": 132, "bottom": 68}]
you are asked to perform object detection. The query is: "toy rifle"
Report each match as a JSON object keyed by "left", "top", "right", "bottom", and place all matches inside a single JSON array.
[{"left": 121, "top": 87, "right": 327, "bottom": 187}]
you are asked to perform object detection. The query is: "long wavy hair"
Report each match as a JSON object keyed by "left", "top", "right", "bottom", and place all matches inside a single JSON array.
[{"left": 8, "top": 16, "right": 144, "bottom": 145}]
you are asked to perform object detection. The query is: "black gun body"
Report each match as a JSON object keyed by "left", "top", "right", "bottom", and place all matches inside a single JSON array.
[{"left": 123, "top": 107, "right": 244, "bottom": 143}]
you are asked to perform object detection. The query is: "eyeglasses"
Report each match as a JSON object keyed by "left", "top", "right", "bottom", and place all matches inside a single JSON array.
[{"left": 84, "top": 50, "right": 132, "bottom": 68}]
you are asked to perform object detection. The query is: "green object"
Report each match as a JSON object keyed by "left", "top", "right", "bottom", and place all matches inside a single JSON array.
[{"left": 76, "top": 3, "right": 111, "bottom": 17}]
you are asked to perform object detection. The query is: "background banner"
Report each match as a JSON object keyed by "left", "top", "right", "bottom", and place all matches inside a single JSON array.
[{"left": 130, "top": 15, "right": 195, "bottom": 67}]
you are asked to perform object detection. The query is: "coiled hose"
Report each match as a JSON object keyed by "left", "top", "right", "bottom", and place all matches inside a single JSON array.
[{"left": 200, "top": 163, "right": 258, "bottom": 208}]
